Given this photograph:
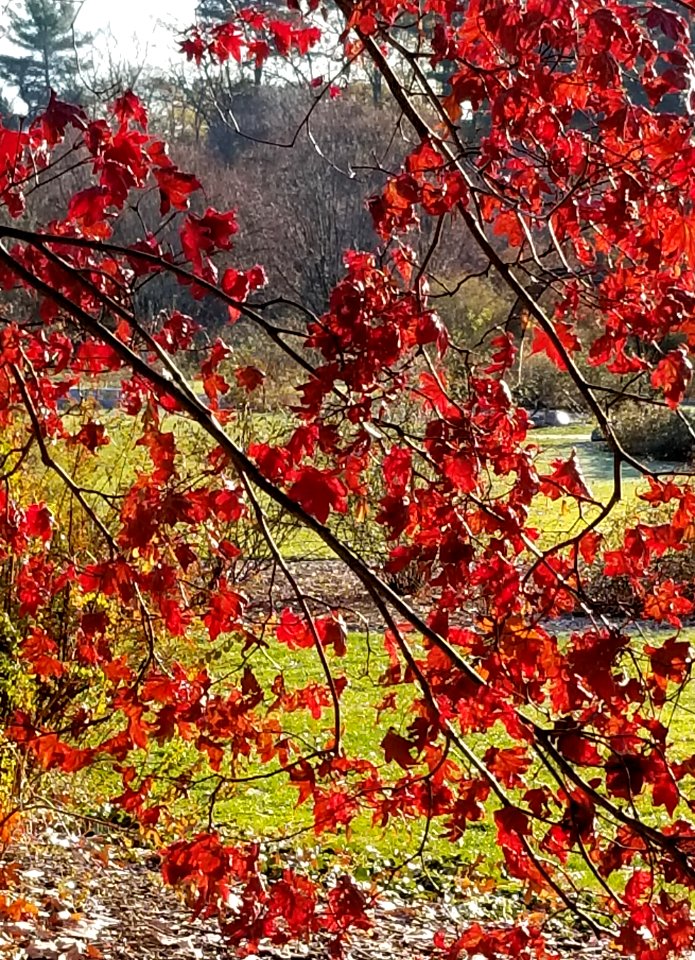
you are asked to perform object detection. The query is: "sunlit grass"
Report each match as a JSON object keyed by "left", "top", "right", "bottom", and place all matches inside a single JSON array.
[{"left": 22, "top": 415, "right": 695, "bottom": 898}]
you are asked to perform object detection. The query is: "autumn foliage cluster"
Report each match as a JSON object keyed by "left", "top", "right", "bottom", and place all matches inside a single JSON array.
[{"left": 2, "top": 1, "right": 695, "bottom": 957}]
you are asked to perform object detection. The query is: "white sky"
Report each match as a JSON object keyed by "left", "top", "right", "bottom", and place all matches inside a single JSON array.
[
  {"left": 76, "top": 0, "right": 198, "bottom": 66},
  {"left": 0, "top": 0, "right": 199, "bottom": 109},
  {"left": 0, "top": 0, "right": 199, "bottom": 70}
]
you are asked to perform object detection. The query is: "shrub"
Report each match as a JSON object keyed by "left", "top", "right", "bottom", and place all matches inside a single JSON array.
[
  {"left": 579, "top": 492, "right": 695, "bottom": 616},
  {"left": 436, "top": 275, "right": 512, "bottom": 349},
  {"left": 610, "top": 401, "right": 695, "bottom": 461},
  {"left": 514, "top": 353, "right": 585, "bottom": 412}
]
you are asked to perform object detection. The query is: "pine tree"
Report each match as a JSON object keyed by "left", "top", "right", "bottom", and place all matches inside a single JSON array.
[
  {"left": 196, "top": 0, "right": 233, "bottom": 18},
  {"left": 0, "top": 0, "right": 91, "bottom": 117},
  {"left": 0, "top": 89, "right": 14, "bottom": 119}
]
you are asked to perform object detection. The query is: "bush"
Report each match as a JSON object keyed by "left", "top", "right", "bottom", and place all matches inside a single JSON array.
[
  {"left": 580, "top": 491, "right": 695, "bottom": 616},
  {"left": 610, "top": 402, "right": 695, "bottom": 462},
  {"left": 436, "top": 275, "right": 512, "bottom": 348},
  {"left": 515, "top": 354, "right": 585, "bottom": 412}
]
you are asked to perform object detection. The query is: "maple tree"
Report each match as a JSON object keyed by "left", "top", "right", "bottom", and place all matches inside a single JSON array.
[{"left": 2, "top": 1, "right": 695, "bottom": 957}]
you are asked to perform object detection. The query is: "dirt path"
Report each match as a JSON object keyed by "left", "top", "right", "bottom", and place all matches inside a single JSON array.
[
  {"left": 1, "top": 828, "right": 617, "bottom": 960},
  {"left": 246, "top": 558, "right": 429, "bottom": 630}
]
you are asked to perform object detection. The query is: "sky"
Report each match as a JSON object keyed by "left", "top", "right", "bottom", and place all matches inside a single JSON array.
[
  {"left": 75, "top": 0, "right": 198, "bottom": 66},
  {"left": 0, "top": 0, "right": 199, "bottom": 72},
  {"left": 0, "top": 0, "right": 200, "bottom": 110}
]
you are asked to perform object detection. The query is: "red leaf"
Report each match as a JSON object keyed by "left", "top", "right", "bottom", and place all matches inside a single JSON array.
[
  {"left": 288, "top": 467, "right": 348, "bottom": 524},
  {"left": 269, "top": 19, "right": 292, "bottom": 56},
  {"left": 248, "top": 443, "right": 291, "bottom": 482},
  {"left": 235, "top": 365, "right": 265, "bottom": 393},
  {"left": 276, "top": 609, "right": 313, "bottom": 649},
  {"left": 530, "top": 322, "right": 580, "bottom": 370},
  {"left": 383, "top": 447, "right": 411, "bottom": 495},
  {"left": 317, "top": 614, "right": 347, "bottom": 657},
  {"left": 112, "top": 90, "right": 148, "bottom": 128},
  {"left": 652, "top": 772, "right": 680, "bottom": 816},
  {"left": 646, "top": 6, "right": 686, "bottom": 42},
  {"left": 643, "top": 580, "right": 694, "bottom": 626},
  {"left": 578, "top": 531, "right": 602, "bottom": 565},
  {"left": 76, "top": 341, "right": 122, "bottom": 373},
  {"left": 69, "top": 421, "right": 109, "bottom": 454},
  {"left": 155, "top": 167, "right": 201, "bottom": 215},
  {"left": 605, "top": 753, "right": 646, "bottom": 800},
  {"left": 495, "top": 805, "right": 531, "bottom": 841},
  {"left": 161, "top": 833, "right": 236, "bottom": 916},
  {"left": 540, "top": 449, "right": 593, "bottom": 502},
  {"left": 209, "top": 24, "right": 244, "bottom": 62},
  {"left": 324, "top": 876, "right": 371, "bottom": 933},
  {"left": 663, "top": 215, "right": 695, "bottom": 269},
  {"left": 485, "top": 333, "right": 517, "bottom": 374},
  {"left": 645, "top": 635, "right": 692, "bottom": 695},
  {"left": 67, "top": 186, "right": 111, "bottom": 236},
  {"left": 624, "top": 869, "right": 653, "bottom": 907},
  {"left": 24, "top": 503, "right": 53, "bottom": 541},
  {"left": 211, "top": 486, "right": 244, "bottom": 522},
  {"left": 203, "top": 580, "right": 244, "bottom": 640},
  {"left": 136, "top": 427, "right": 176, "bottom": 482},
  {"left": 651, "top": 346, "right": 692, "bottom": 409},
  {"left": 38, "top": 90, "right": 87, "bottom": 145},
  {"left": 483, "top": 747, "right": 531, "bottom": 787},
  {"left": 21, "top": 629, "right": 64, "bottom": 679},
  {"left": 288, "top": 759, "right": 316, "bottom": 805},
  {"left": 222, "top": 267, "right": 249, "bottom": 301},
  {"left": 382, "top": 728, "right": 418, "bottom": 769},
  {"left": 180, "top": 207, "right": 238, "bottom": 273}
]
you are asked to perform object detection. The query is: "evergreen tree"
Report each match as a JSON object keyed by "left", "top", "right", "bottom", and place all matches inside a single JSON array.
[
  {"left": 0, "top": 0, "right": 91, "bottom": 117},
  {"left": 0, "top": 90, "right": 14, "bottom": 120},
  {"left": 196, "top": 0, "right": 232, "bottom": 18}
]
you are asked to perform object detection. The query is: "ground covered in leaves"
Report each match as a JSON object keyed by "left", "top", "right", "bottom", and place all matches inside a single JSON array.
[{"left": 0, "top": 825, "right": 619, "bottom": 960}]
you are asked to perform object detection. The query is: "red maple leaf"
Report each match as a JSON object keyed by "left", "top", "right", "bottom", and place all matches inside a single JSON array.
[
  {"left": 155, "top": 167, "right": 202, "bottom": 215},
  {"left": 530, "top": 322, "right": 581, "bottom": 370},
  {"left": 21, "top": 629, "right": 64, "bottom": 679},
  {"left": 209, "top": 24, "right": 244, "bottom": 63},
  {"left": 651, "top": 347, "right": 692, "bottom": 409},
  {"left": 276, "top": 609, "right": 313, "bottom": 649},
  {"left": 382, "top": 728, "right": 418, "bottom": 768},
  {"left": 288, "top": 467, "right": 348, "bottom": 524},
  {"left": 69, "top": 421, "right": 109, "bottom": 454},
  {"left": 112, "top": 90, "right": 148, "bottom": 128},
  {"left": 24, "top": 503, "right": 53, "bottom": 541},
  {"left": 540, "top": 449, "right": 593, "bottom": 502},
  {"left": 235, "top": 365, "right": 265, "bottom": 393}
]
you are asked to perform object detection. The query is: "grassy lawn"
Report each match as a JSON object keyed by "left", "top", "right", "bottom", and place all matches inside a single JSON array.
[
  {"left": 198, "top": 622, "right": 695, "bottom": 900},
  {"left": 14, "top": 410, "right": 695, "bottom": 902},
  {"left": 524, "top": 425, "right": 691, "bottom": 549},
  {"left": 38, "top": 412, "right": 672, "bottom": 564},
  {"left": 62, "top": 618, "right": 695, "bottom": 904},
  {"left": 67, "top": 627, "right": 505, "bottom": 893}
]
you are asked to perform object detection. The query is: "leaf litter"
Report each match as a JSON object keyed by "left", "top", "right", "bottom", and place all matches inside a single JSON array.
[{"left": 0, "top": 824, "right": 620, "bottom": 959}]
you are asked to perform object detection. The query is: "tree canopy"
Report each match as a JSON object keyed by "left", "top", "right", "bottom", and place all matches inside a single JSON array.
[{"left": 1, "top": 2, "right": 695, "bottom": 958}]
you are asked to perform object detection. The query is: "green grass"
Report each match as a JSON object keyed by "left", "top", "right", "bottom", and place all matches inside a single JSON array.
[
  {"left": 205, "top": 633, "right": 503, "bottom": 884},
  {"left": 42, "top": 414, "right": 662, "bottom": 566},
  {"left": 523, "top": 426, "right": 687, "bottom": 548},
  {"left": 65, "top": 626, "right": 505, "bottom": 893},
  {"left": 16, "top": 411, "right": 695, "bottom": 899},
  {"left": 63, "top": 620, "right": 695, "bottom": 904}
]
